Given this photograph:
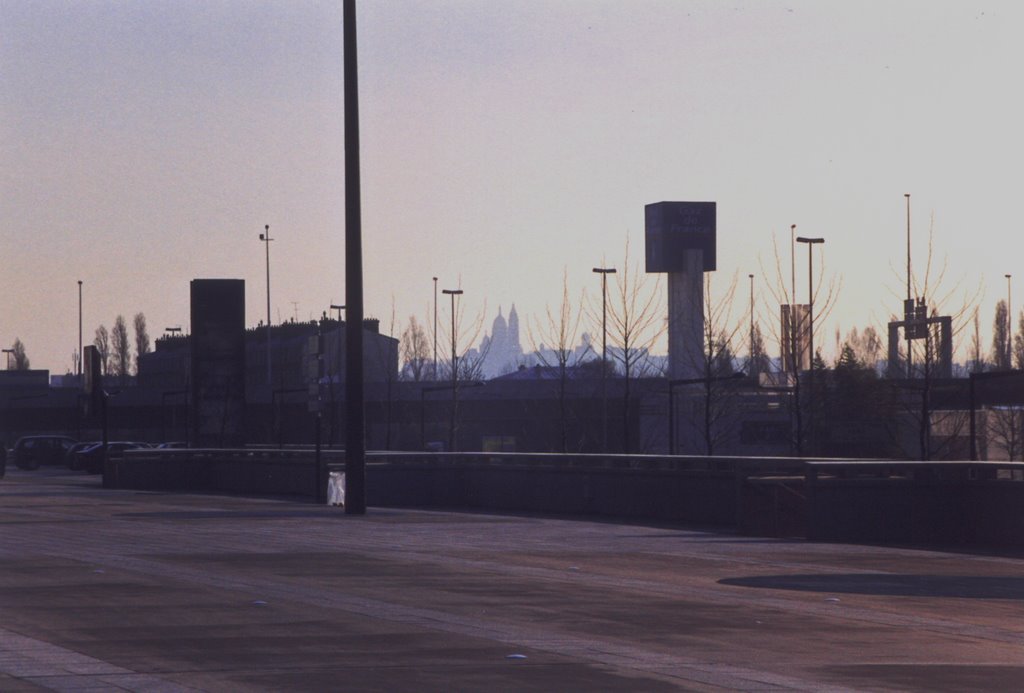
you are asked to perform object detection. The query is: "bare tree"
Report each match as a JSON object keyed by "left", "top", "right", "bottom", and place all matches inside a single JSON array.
[
  {"left": 598, "top": 238, "right": 665, "bottom": 453},
  {"left": 990, "top": 299, "right": 1010, "bottom": 370},
  {"left": 400, "top": 316, "right": 431, "bottom": 382},
  {"left": 969, "top": 307, "right": 986, "bottom": 373},
  {"left": 745, "top": 323, "right": 770, "bottom": 380},
  {"left": 528, "top": 269, "right": 591, "bottom": 452},
  {"left": 111, "top": 315, "right": 131, "bottom": 383},
  {"left": 986, "top": 406, "right": 1024, "bottom": 461},
  {"left": 133, "top": 313, "right": 150, "bottom": 371},
  {"left": 9, "top": 338, "right": 30, "bottom": 370},
  {"left": 1014, "top": 311, "right": 1024, "bottom": 370},
  {"left": 93, "top": 325, "right": 111, "bottom": 375},
  {"left": 843, "top": 326, "right": 883, "bottom": 373}
]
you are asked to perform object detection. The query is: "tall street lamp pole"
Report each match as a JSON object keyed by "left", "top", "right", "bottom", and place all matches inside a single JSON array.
[
  {"left": 1006, "top": 274, "right": 1013, "bottom": 367},
  {"left": 259, "top": 224, "right": 274, "bottom": 386},
  {"left": 748, "top": 273, "right": 754, "bottom": 369},
  {"left": 442, "top": 288, "right": 463, "bottom": 451},
  {"left": 433, "top": 276, "right": 438, "bottom": 381},
  {"left": 593, "top": 267, "right": 616, "bottom": 452},
  {"left": 796, "top": 236, "right": 825, "bottom": 452},
  {"left": 78, "top": 280, "right": 83, "bottom": 378},
  {"left": 905, "top": 193, "right": 913, "bottom": 378}
]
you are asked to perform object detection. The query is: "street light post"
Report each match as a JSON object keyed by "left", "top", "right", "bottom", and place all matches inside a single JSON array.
[
  {"left": 796, "top": 236, "right": 825, "bottom": 453},
  {"left": 433, "top": 277, "right": 439, "bottom": 381},
  {"left": 442, "top": 288, "right": 463, "bottom": 451},
  {"left": 1006, "top": 274, "right": 1012, "bottom": 368},
  {"left": 748, "top": 273, "right": 754, "bottom": 371},
  {"left": 905, "top": 194, "right": 912, "bottom": 378},
  {"left": 593, "top": 267, "right": 616, "bottom": 452},
  {"left": 259, "top": 224, "right": 274, "bottom": 386},
  {"left": 77, "top": 280, "right": 83, "bottom": 378}
]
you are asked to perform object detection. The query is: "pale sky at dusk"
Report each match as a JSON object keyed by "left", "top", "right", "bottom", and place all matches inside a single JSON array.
[{"left": 3, "top": 0, "right": 1022, "bottom": 374}]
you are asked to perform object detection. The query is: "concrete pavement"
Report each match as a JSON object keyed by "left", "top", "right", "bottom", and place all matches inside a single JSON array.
[{"left": 2, "top": 468, "right": 1024, "bottom": 691}]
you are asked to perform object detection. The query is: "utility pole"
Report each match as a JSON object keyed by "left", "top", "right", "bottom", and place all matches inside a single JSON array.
[
  {"left": 344, "top": 0, "right": 366, "bottom": 514},
  {"left": 593, "top": 267, "right": 616, "bottom": 452}
]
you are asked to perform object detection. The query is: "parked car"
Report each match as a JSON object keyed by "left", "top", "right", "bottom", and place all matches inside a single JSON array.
[
  {"left": 11, "top": 435, "right": 77, "bottom": 470},
  {"left": 65, "top": 441, "right": 100, "bottom": 471},
  {"left": 75, "top": 442, "right": 151, "bottom": 474}
]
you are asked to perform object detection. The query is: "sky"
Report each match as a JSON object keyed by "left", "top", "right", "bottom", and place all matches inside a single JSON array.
[{"left": 3, "top": 0, "right": 1023, "bottom": 375}]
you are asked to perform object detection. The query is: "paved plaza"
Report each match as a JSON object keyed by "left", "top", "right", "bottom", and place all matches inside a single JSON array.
[{"left": 2, "top": 468, "right": 1024, "bottom": 691}]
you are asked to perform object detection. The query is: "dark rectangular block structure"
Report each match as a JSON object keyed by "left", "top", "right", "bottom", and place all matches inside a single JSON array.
[
  {"left": 190, "top": 279, "right": 246, "bottom": 448},
  {"left": 645, "top": 201, "right": 717, "bottom": 272}
]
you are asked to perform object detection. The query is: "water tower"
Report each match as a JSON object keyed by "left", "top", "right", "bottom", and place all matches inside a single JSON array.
[{"left": 645, "top": 201, "right": 716, "bottom": 380}]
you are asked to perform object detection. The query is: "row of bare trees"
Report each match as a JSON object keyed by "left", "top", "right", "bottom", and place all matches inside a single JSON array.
[{"left": 91, "top": 313, "right": 150, "bottom": 381}]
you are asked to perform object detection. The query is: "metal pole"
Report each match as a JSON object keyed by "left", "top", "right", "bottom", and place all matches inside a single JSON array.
[
  {"left": 442, "top": 289, "right": 463, "bottom": 451},
  {"left": 344, "top": 0, "right": 366, "bottom": 514},
  {"left": 602, "top": 273, "right": 608, "bottom": 452},
  {"left": 433, "top": 276, "right": 438, "bottom": 380},
  {"left": 261, "top": 224, "right": 273, "bottom": 386},
  {"left": 78, "top": 280, "right": 83, "bottom": 378},
  {"left": 593, "top": 267, "right": 616, "bottom": 452},
  {"left": 906, "top": 194, "right": 912, "bottom": 378},
  {"left": 1006, "top": 274, "right": 1012, "bottom": 368},
  {"left": 796, "top": 237, "right": 824, "bottom": 453},
  {"left": 748, "top": 273, "right": 754, "bottom": 368}
]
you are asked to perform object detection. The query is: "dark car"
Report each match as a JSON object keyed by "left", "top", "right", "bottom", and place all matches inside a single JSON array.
[
  {"left": 75, "top": 442, "right": 151, "bottom": 474},
  {"left": 65, "top": 441, "right": 100, "bottom": 471},
  {"left": 11, "top": 435, "right": 77, "bottom": 470}
]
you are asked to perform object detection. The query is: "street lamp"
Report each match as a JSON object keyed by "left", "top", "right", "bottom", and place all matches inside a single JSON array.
[
  {"left": 442, "top": 288, "right": 463, "bottom": 451},
  {"left": 433, "top": 277, "right": 439, "bottom": 381},
  {"left": 905, "top": 194, "right": 913, "bottom": 378},
  {"left": 748, "top": 273, "right": 755, "bottom": 370},
  {"left": 795, "top": 237, "right": 825, "bottom": 364},
  {"left": 1006, "top": 274, "right": 1012, "bottom": 368},
  {"left": 796, "top": 236, "right": 825, "bottom": 452},
  {"left": 593, "top": 267, "right": 616, "bottom": 452},
  {"left": 259, "top": 224, "right": 274, "bottom": 385},
  {"left": 78, "top": 280, "right": 83, "bottom": 378}
]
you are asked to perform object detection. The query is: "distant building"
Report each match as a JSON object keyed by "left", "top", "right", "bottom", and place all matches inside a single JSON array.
[{"left": 479, "top": 305, "right": 524, "bottom": 378}]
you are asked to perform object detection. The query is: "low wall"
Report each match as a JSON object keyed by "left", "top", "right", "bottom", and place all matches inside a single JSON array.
[
  {"left": 107, "top": 451, "right": 1024, "bottom": 548},
  {"left": 804, "top": 461, "right": 1024, "bottom": 547}
]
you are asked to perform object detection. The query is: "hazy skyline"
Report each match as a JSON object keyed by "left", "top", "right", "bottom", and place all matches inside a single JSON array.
[{"left": 4, "top": 0, "right": 1022, "bottom": 374}]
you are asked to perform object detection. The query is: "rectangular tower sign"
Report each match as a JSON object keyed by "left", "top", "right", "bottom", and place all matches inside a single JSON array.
[{"left": 645, "top": 201, "right": 717, "bottom": 273}]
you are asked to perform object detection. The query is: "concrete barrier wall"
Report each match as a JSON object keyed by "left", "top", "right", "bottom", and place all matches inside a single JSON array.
[
  {"left": 365, "top": 463, "right": 737, "bottom": 526},
  {"left": 108, "top": 451, "right": 1024, "bottom": 548}
]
